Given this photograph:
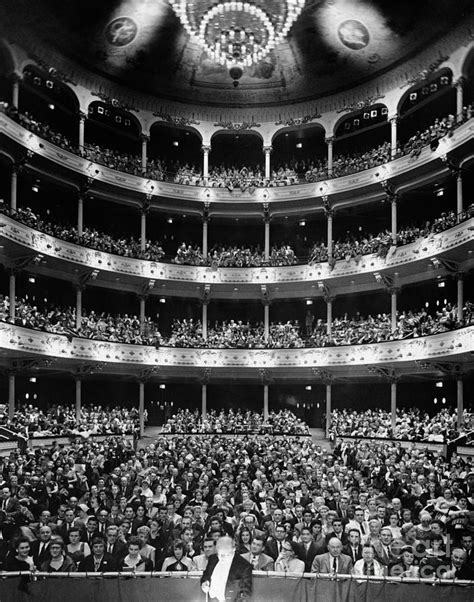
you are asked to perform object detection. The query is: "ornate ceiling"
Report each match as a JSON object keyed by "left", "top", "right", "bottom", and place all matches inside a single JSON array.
[{"left": 0, "top": 0, "right": 472, "bottom": 108}]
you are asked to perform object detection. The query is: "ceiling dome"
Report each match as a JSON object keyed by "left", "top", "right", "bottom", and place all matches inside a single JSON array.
[{"left": 0, "top": 0, "right": 471, "bottom": 108}]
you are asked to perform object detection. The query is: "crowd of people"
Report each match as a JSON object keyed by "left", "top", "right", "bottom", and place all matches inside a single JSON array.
[
  {"left": 2, "top": 295, "right": 471, "bottom": 349},
  {"left": 161, "top": 410, "right": 310, "bottom": 435},
  {"left": 329, "top": 408, "right": 473, "bottom": 443},
  {"left": 3, "top": 204, "right": 472, "bottom": 271},
  {"left": 2, "top": 102, "right": 472, "bottom": 190},
  {"left": 0, "top": 422, "right": 473, "bottom": 580},
  {"left": 0, "top": 404, "right": 142, "bottom": 439}
]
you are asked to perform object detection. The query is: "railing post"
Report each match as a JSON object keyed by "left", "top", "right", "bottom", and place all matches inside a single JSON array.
[
  {"left": 78, "top": 111, "right": 87, "bottom": 153},
  {"left": 457, "top": 273, "right": 464, "bottom": 323},
  {"left": 141, "top": 134, "right": 149, "bottom": 175},
  {"left": 455, "top": 77, "right": 465, "bottom": 124},
  {"left": 138, "top": 380, "right": 145, "bottom": 438},
  {"left": 457, "top": 377, "right": 464, "bottom": 430},
  {"left": 8, "top": 371, "right": 15, "bottom": 420},
  {"left": 325, "top": 137, "right": 334, "bottom": 176},
  {"left": 75, "top": 378, "right": 82, "bottom": 424},
  {"left": 263, "top": 145, "right": 272, "bottom": 180},
  {"left": 456, "top": 170, "right": 463, "bottom": 220},
  {"left": 325, "top": 383, "right": 332, "bottom": 438},
  {"left": 389, "top": 115, "right": 398, "bottom": 159},
  {"left": 202, "top": 202, "right": 210, "bottom": 260},
  {"left": 202, "top": 145, "right": 211, "bottom": 183},
  {"left": 11, "top": 73, "right": 21, "bottom": 109},
  {"left": 8, "top": 269, "right": 16, "bottom": 322},
  {"left": 10, "top": 165, "right": 18, "bottom": 211}
]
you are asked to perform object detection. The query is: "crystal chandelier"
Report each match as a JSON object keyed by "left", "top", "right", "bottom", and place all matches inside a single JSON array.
[{"left": 169, "top": 1, "right": 306, "bottom": 80}]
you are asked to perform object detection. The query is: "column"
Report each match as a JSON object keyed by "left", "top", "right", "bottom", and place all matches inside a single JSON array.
[
  {"left": 78, "top": 111, "right": 86, "bottom": 153},
  {"left": 390, "top": 287, "right": 398, "bottom": 334},
  {"left": 139, "top": 295, "right": 146, "bottom": 333},
  {"left": 390, "top": 115, "right": 398, "bottom": 159},
  {"left": 138, "top": 381, "right": 145, "bottom": 438},
  {"left": 202, "top": 216, "right": 209, "bottom": 260},
  {"left": 10, "top": 165, "right": 17, "bottom": 211},
  {"left": 457, "top": 273, "right": 464, "bottom": 323},
  {"left": 263, "top": 384, "right": 269, "bottom": 422},
  {"left": 326, "top": 137, "right": 334, "bottom": 176},
  {"left": 9, "top": 270, "right": 16, "bottom": 321},
  {"left": 75, "top": 286, "right": 83, "bottom": 330},
  {"left": 141, "top": 134, "right": 149, "bottom": 175},
  {"left": 11, "top": 74, "right": 20, "bottom": 109},
  {"left": 325, "top": 383, "right": 332, "bottom": 438},
  {"left": 75, "top": 378, "right": 82, "bottom": 424},
  {"left": 390, "top": 380, "right": 397, "bottom": 432},
  {"left": 201, "top": 383, "right": 207, "bottom": 419},
  {"left": 457, "top": 378, "right": 464, "bottom": 430},
  {"left": 263, "top": 301, "right": 270, "bottom": 344},
  {"left": 456, "top": 171, "right": 463, "bottom": 220},
  {"left": 140, "top": 208, "right": 147, "bottom": 252},
  {"left": 77, "top": 194, "right": 84, "bottom": 237},
  {"left": 202, "top": 300, "right": 208, "bottom": 341},
  {"left": 391, "top": 196, "right": 397, "bottom": 245},
  {"left": 8, "top": 372, "right": 15, "bottom": 420},
  {"left": 263, "top": 146, "right": 272, "bottom": 180},
  {"left": 264, "top": 217, "right": 270, "bottom": 262},
  {"left": 202, "top": 145, "right": 210, "bottom": 182},
  {"left": 326, "top": 209, "right": 333, "bottom": 260},
  {"left": 326, "top": 296, "right": 333, "bottom": 338},
  {"left": 455, "top": 78, "right": 465, "bottom": 124}
]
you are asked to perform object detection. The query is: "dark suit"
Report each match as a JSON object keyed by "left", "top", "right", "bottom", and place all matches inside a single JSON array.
[
  {"left": 104, "top": 540, "right": 127, "bottom": 561},
  {"left": 294, "top": 541, "right": 321, "bottom": 572},
  {"left": 78, "top": 553, "right": 117, "bottom": 572},
  {"left": 30, "top": 540, "right": 52, "bottom": 568},
  {"left": 201, "top": 553, "right": 252, "bottom": 602},
  {"left": 342, "top": 543, "right": 363, "bottom": 565},
  {"left": 264, "top": 538, "right": 289, "bottom": 561}
]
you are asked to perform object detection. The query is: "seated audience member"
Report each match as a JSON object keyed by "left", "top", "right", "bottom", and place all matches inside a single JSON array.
[
  {"left": 352, "top": 545, "right": 385, "bottom": 577},
  {"left": 120, "top": 536, "right": 154, "bottom": 572},
  {"left": 40, "top": 537, "right": 76, "bottom": 572},
  {"left": 67, "top": 527, "right": 91, "bottom": 565},
  {"left": 388, "top": 545, "right": 419, "bottom": 577},
  {"left": 161, "top": 539, "right": 195, "bottom": 571},
  {"left": 5, "top": 538, "right": 36, "bottom": 571},
  {"left": 193, "top": 538, "right": 217, "bottom": 571},
  {"left": 241, "top": 535, "right": 274, "bottom": 571},
  {"left": 78, "top": 538, "right": 117, "bottom": 572},
  {"left": 311, "top": 537, "right": 353, "bottom": 574},
  {"left": 294, "top": 527, "right": 325, "bottom": 571}
]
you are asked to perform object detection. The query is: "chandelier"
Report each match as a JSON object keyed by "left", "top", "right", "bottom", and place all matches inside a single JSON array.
[{"left": 169, "top": 1, "right": 306, "bottom": 82}]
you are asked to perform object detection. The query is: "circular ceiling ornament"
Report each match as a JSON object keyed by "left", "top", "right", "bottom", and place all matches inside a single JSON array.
[
  {"left": 105, "top": 16, "right": 138, "bottom": 47},
  {"left": 338, "top": 20, "right": 370, "bottom": 50},
  {"left": 169, "top": 0, "right": 306, "bottom": 80}
]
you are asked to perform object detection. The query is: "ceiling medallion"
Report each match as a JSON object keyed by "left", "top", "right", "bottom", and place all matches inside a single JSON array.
[{"left": 169, "top": 0, "right": 306, "bottom": 86}]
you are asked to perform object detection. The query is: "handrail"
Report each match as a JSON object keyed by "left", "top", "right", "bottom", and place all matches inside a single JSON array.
[{"left": 0, "top": 570, "right": 472, "bottom": 585}]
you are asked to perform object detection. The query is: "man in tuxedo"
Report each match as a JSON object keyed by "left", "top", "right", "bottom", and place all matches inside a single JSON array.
[
  {"left": 0, "top": 487, "right": 21, "bottom": 538},
  {"left": 241, "top": 536, "right": 274, "bottom": 571},
  {"left": 294, "top": 527, "right": 323, "bottom": 572},
  {"left": 343, "top": 529, "right": 363, "bottom": 565},
  {"left": 311, "top": 537, "right": 353, "bottom": 574},
  {"left": 264, "top": 524, "right": 289, "bottom": 560},
  {"left": 79, "top": 538, "right": 118, "bottom": 572},
  {"left": 30, "top": 526, "right": 53, "bottom": 568},
  {"left": 201, "top": 536, "right": 252, "bottom": 602}
]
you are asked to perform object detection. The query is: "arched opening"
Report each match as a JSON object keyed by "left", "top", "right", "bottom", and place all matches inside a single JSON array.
[
  {"left": 210, "top": 130, "right": 263, "bottom": 171},
  {"left": 272, "top": 124, "right": 326, "bottom": 179},
  {"left": 333, "top": 104, "right": 389, "bottom": 158},
  {"left": 463, "top": 50, "right": 474, "bottom": 105},
  {"left": 0, "top": 43, "right": 14, "bottom": 102},
  {"left": 19, "top": 65, "right": 80, "bottom": 141},
  {"left": 398, "top": 68, "right": 455, "bottom": 145},
  {"left": 85, "top": 100, "right": 141, "bottom": 155},
  {"left": 149, "top": 122, "right": 202, "bottom": 179}
]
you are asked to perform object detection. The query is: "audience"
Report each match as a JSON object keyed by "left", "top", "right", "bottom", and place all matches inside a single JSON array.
[
  {"left": 1, "top": 295, "right": 471, "bottom": 349},
  {"left": 0, "top": 404, "right": 142, "bottom": 439},
  {"left": 329, "top": 408, "right": 473, "bottom": 443},
  {"left": 2, "top": 102, "right": 472, "bottom": 189},
  {"left": 0, "top": 424, "right": 472, "bottom": 580},
  {"left": 2, "top": 205, "right": 472, "bottom": 270},
  {"left": 161, "top": 409, "right": 310, "bottom": 435}
]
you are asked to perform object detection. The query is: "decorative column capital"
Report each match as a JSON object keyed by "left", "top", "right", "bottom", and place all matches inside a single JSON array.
[
  {"left": 388, "top": 114, "right": 399, "bottom": 125},
  {"left": 203, "top": 201, "right": 211, "bottom": 223},
  {"left": 259, "top": 368, "right": 270, "bottom": 386},
  {"left": 312, "top": 368, "right": 334, "bottom": 384},
  {"left": 263, "top": 145, "right": 273, "bottom": 154},
  {"left": 140, "top": 133, "right": 150, "bottom": 143},
  {"left": 78, "top": 110, "right": 88, "bottom": 122},
  {"left": 325, "top": 137, "right": 334, "bottom": 145},
  {"left": 200, "top": 368, "right": 211, "bottom": 385},
  {"left": 367, "top": 366, "right": 399, "bottom": 383},
  {"left": 201, "top": 283, "right": 211, "bottom": 305},
  {"left": 141, "top": 196, "right": 151, "bottom": 215},
  {"left": 10, "top": 72, "right": 22, "bottom": 84},
  {"left": 201, "top": 145, "right": 211, "bottom": 154}
]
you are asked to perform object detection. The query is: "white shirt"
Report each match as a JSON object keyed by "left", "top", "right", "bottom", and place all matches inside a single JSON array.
[{"left": 209, "top": 553, "right": 234, "bottom": 602}]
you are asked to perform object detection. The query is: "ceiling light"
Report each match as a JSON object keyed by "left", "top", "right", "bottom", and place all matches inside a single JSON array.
[
  {"left": 29, "top": 377, "right": 37, "bottom": 383},
  {"left": 172, "top": 141, "right": 179, "bottom": 147},
  {"left": 306, "top": 299, "right": 313, "bottom": 305},
  {"left": 305, "top": 385, "right": 312, "bottom": 391},
  {"left": 159, "top": 298, "right": 166, "bottom": 303},
  {"left": 435, "top": 188, "right": 444, "bottom": 197},
  {"left": 296, "top": 142, "right": 303, "bottom": 148},
  {"left": 435, "top": 381, "right": 443, "bottom": 388},
  {"left": 159, "top": 384, "right": 166, "bottom": 389},
  {"left": 299, "top": 220, "right": 306, "bottom": 226},
  {"left": 32, "top": 185, "right": 39, "bottom": 192},
  {"left": 48, "top": 103, "right": 55, "bottom": 110},
  {"left": 167, "top": 217, "right": 173, "bottom": 224},
  {"left": 169, "top": 1, "right": 306, "bottom": 82},
  {"left": 28, "top": 277, "right": 35, "bottom": 284}
]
